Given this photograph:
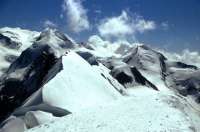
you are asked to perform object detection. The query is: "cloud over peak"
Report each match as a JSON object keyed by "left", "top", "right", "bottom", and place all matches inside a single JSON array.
[
  {"left": 62, "top": 0, "right": 90, "bottom": 33},
  {"left": 43, "top": 20, "right": 57, "bottom": 28},
  {"left": 97, "top": 11, "right": 156, "bottom": 39},
  {"left": 98, "top": 11, "right": 134, "bottom": 38},
  {"left": 135, "top": 18, "right": 156, "bottom": 33}
]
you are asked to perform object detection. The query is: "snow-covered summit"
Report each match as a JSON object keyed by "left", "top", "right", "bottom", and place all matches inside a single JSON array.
[
  {"left": 0, "top": 27, "right": 39, "bottom": 48},
  {"left": 33, "top": 28, "right": 76, "bottom": 57},
  {"left": 0, "top": 27, "right": 40, "bottom": 76},
  {"left": 0, "top": 27, "right": 200, "bottom": 132},
  {"left": 0, "top": 27, "right": 78, "bottom": 124},
  {"left": 0, "top": 27, "right": 76, "bottom": 76},
  {"left": 41, "top": 51, "right": 123, "bottom": 112},
  {"left": 123, "top": 44, "right": 167, "bottom": 75}
]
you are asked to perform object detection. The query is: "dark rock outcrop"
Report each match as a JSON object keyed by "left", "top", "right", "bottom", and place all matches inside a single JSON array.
[
  {"left": 0, "top": 44, "right": 60, "bottom": 121},
  {"left": 76, "top": 51, "right": 98, "bottom": 65},
  {"left": 165, "top": 67, "right": 200, "bottom": 101},
  {"left": 123, "top": 45, "right": 167, "bottom": 79},
  {"left": 0, "top": 29, "right": 74, "bottom": 122},
  {"left": 111, "top": 65, "right": 158, "bottom": 90},
  {"left": 13, "top": 103, "right": 71, "bottom": 117},
  {"left": 101, "top": 58, "right": 158, "bottom": 90},
  {"left": 0, "top": 34, "right": 21, "bottom": 49}
]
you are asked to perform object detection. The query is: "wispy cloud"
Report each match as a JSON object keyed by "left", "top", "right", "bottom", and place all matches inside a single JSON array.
[
  {"left": 135, "top": 18, "right": 156, "bottom": 33},
  {"left": 43, "top": 20, "right": 57, "bottom": 28},
  {"left": 62, "top": 0, "right": 90, "bottom": 33},
  {"left": 97, "top": 11, "right": 156, "bottom": 40},
  {"left": 94, "top": 10, "right": 102, "bottom": 14},
  {"left": 161, "top": 22, "right": 169, "bottom": 30}
]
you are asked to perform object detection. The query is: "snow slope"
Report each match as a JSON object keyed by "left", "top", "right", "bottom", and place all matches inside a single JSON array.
[
  {"left": 27, "top": 86, "right": 200, "bottom": 132},
  {"left": 1, "top": 27, "right": 200, "bottom": 132},
  {"left": 0, "top": 28, "right": 77, "bottom": 124},
  {"left": 42, "top": 51, "right": 122, "bottom": 112},
  {"left": 0, "top": 51, "right": 125, "bottom": 131}
]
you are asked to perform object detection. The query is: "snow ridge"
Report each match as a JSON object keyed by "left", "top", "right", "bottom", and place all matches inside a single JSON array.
[{"left": 0, "top": 27, "right": 200, "bottom": 132}]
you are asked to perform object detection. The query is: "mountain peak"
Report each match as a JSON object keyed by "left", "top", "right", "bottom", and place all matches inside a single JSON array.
[{"left": 0, "top": 27, "right": 200, "bottom": 132}]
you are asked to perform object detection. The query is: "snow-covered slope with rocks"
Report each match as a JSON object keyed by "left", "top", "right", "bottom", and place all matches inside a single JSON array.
[
  {"left": 0, "top": 27, "right": 40, "bottom": 76},
  {"left": 41, "top": 51, "right": 123, "bottom": 112},
  {"left": 0, "top": 27, "right": 200, "bottom": 132},
  {"left": 0, "top": 28, "right": 77, "bottom": 122},
  {"left": 27, "top": 87, "right": 200, "bottom": 132}
]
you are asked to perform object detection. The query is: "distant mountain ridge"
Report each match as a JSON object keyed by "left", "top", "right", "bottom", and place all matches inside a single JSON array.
[{"left": 0, "top": 27, "right": 200, "bottom": 132}]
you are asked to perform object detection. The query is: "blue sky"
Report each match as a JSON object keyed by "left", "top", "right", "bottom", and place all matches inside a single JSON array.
[{"left": 0, "top": 0, "right": 200, "bottom": 52}]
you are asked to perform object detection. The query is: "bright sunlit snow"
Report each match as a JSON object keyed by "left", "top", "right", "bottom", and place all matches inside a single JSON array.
[
  {"left": 42, "top": 51, "right": 122, "bottom": 112},
  {"left": 27, "top": 86, "right": 199, "bottom": 132}
]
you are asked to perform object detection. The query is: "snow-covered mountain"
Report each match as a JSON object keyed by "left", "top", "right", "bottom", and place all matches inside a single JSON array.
[
  {"left": 0, "top": 27, "right": 200, "bottom": 132},
  {"left": 0, "top": 27, "right": 40, "bottom": 76}
]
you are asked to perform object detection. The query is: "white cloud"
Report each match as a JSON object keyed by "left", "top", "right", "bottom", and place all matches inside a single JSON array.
[
  {"left": 87, "top": 35, "right": 134, "bottom": 57},
  {"left": 88, "top": 35, "right": 111, "bottom": 47},
  {"left": 43, "top": 20, "right": 57, "bottom": 28},
  {"left": 62, "top": 0, "right": 90, "bottom": 33},
  {"left": 97, "top": 11, "right": 156, "bottom": 39},
  {"left": 98, "top": 11, "right": 133, "bottom": 38},
  {"left": 135, "top": 18, "right": 156, "bottom": 33},
  {"left": 160, "top": 49, "right": 200, "bottom": 68},
  {"left": 88, "top": 35, "right": 133, "bottom": 47}
]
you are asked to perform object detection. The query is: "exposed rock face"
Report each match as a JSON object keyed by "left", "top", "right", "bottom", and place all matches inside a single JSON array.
[
  {"left": 0, "top": 44, "right": 59, "bottom": 121},
  {"left": 111, "top": 66, "right": 133, "bottom": 86},
  {"left": 0, "top": 27, "right": 40, "bottom": 77},
  {"left": 165, "top": 62, "right": 200, "bottom": 102},
  {"left": 166, "top": 61, "right": 198, "bottom": 70},
  {"left": 0, "top": 34, "right": 22, "bottom": 50},
  {"left": 122, "top": 45, "right": 200, "bottom": 104},
  {"left": 100, "top": 44, "right": 200, "bottom": 104},
  {"left": 35, "top": 29, "right": 75, "bottom": 50},
  {"left": 76, "top": 51, "right": 98, "bottom": 65},
  {"left": 0, "top": 29, "right": 75, "bottom": 122},
  {"left": 123, "top": 45, "right": 167, "bottom": 79},
  {"left": 101, "top": 59, "right": 158, "bottom": 90},
  {"left": 13, "top": 103, "right": 71, "bottom": 118},
  {"left": 39, "top": 52, "right": 122, "bottom": 112},
  {"left": 1, "top": 27, "right": 200, "bottom": 131}
]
